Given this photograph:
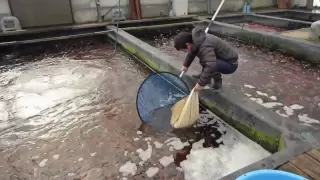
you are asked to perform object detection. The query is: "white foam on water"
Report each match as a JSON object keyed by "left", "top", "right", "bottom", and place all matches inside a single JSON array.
[
  {"left": 154, "top": 141, "right": 163, "bottom": 149},
  {"left": 0, "top": 101, "right": 9, "bottom": 121},
  {"left": 181, "top": 141, "right": 269, "bottom": 180},
  {"left": 249, "top": 97, "right": 263, "bottom": 104},
  {"left": 301, "top": 123, "right": 312, "bottom": 127},
  {"left": 137, "top": 131, "right": 142, "bottom": 135},
  {"left": 276, "top": 110, "right": 289, "bottom": 118},
  {"left": 180, "top": 119, "right": 270, "bottom": 180},
  {"left": 282, "top": 104, "right": 305, "bottom": 117},
  {"left": 146, "top": 167, "right": 159, "bottom": 178},
  {"left": 78, "top": 157, "right": 83, "bottom": 162},
  {"left": 136, "top": 142, "right": 152, "bottom": 162},
  {"left": 159, "top": 155, "right": 174, "bottom": 167},
  {"left": 68, "top": 173, "right": 75, "bottom": 177},
  {"left": 165, "top": 137, "right": 190, "bottom": 150},
  {"left": 144, "top": 137, "right": 152, "bottom": 142},
  {"left": 90, "top": 152, "right": 96, "bottom": 157},
  {"left": 176, "top": 167, "right": 183, "bottom": 172},
  {"left": 269, "top": 96, "right": 277, "bottom": 101},
  {"left": 119, "top": 161, "right": 137, "bottom": 177},
  {"left": 244, "top": 84, "right": 255, "bottom": 89},
  {"left": 244, "top": 93, "right": 252, "bottom": 97},
  {"left": 39, "top": 159, "right": 48, "bottom": 167},
  {"left": 124, "top": 151, "right": 128, "bottom": 156},
  {"left": 256, "top": 91, "right": 268, "bottom": 97},
  {"left": 298, "top": 114, "right": 320, "bottom": 124},
  {"left": 53, "top": 154, "right": 59, "bottom": 160},
  {"left": 262, "top": 102, "right": 283, "bottom": 109},
  {"left": 283, "top": 106, "right": 294, "bottom": 116},
  {"left": 133, "top": 138, "right": 139, "bottom": 141},
  {"left": 290, "top": 104, "right": 304, "bottom": 110}
]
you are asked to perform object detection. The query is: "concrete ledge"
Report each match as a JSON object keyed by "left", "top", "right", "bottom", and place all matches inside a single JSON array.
[
  {"left": 206, "top": 20, "right": 320, "bottom": 64},
  {"left": 121, "top": 21, "right": 204, "bottom": 31},
  {"left": 106, "top": 25, "right": 313, "bottom": 153}
]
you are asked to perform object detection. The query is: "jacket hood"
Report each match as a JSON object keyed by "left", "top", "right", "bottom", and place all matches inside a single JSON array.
[{"left": 192, "top": 27, "right": 206, "bottom": 46}]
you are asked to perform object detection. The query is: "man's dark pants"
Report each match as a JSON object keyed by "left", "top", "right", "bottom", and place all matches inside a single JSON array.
[{"left": 193, "top": 59, "right": 238, "bottom": 89}]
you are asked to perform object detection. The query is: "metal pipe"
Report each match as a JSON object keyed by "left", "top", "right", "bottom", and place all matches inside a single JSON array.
[
  {"left": 205, "top": 0, "right": 226, "bottom": 33},
  {"left": 207, "top": 0, "right": 212, "bottom": 15},
  {"left": 95, "top": 0, "right": 102, "bottom": 22},
  {"left": 102, "top": 3, "right": 118, "bottom": 20},
  {"left": 135, "top": 0, "right": 142, "bottom": 20}
]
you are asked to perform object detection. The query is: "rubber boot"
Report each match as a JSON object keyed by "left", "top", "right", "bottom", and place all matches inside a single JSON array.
[
  {"left": 212, "top": 73, "right": 222, "bottom": 90},
  {"left": 192, "top": 73, "right": 201, "bottom": 79},
  {"left": 193, "top": 73, "right": 217, "bottom": 89}
]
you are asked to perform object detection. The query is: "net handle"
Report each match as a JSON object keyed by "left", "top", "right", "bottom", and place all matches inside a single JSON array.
[{"left": 179, "top": 71, "right": 185, "bottom": 78}]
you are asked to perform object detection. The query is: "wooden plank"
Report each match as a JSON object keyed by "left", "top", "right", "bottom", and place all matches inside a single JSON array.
[
  {"left": 279, "top": 162, "right": 314, "bottom": 180},
  {"left": 290, "top": 154, "right": 320, "bottom": 180},
  {"left": 307, "top": 149, "right": 320, "bottom": 162}
]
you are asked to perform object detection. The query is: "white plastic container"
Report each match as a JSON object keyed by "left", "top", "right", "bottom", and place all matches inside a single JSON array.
[
  {"left": 172, "top": 0, "right": 188, "bottom": 16},
  {"left": 0, "top": 16, "right": 22, "bottom": 32}
]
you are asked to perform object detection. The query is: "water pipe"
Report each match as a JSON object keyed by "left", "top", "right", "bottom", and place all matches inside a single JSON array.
[
  {"left": 205, "top": 0, "right": 226, "bottom": 33},
  {"left": 95, "top": 0, "right": 102, "bottom": 22},
  {"left": 168, "top": 0, "right": 175, "bottom": 16}
]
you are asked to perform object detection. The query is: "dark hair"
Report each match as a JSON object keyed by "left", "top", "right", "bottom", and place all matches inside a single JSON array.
[{"left": 173, "top": 32, "right": 193, "bottom": 51}]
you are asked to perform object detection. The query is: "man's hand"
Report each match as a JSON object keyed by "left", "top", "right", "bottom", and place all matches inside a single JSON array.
[
  {"left": 194, "top": 83, "right": 203, "bottom": 91},
  {"left": 181, "top": 66, "right": 188, "bottom": 72}
]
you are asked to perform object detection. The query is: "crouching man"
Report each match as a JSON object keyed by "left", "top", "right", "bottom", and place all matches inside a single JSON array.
[{"left": 173, "top": 27, "right": 239, "bottom": 90}]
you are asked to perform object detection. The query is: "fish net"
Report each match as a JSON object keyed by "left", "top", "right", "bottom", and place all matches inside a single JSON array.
[
  {"left": 171, "top": 88, "right": 199, "bottom": 129},
  {"left": 136, "top": 72, "right": 190, "bottom": 130}
]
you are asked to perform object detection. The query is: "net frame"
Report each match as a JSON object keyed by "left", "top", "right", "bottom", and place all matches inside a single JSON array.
[{"left": 136, "top": 72, "right": 190, "bottom": 124}]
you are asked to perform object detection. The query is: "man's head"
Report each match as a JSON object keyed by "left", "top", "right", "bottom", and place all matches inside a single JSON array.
[{"left": 173, "top": 32, "right": 193, "bottom": 52}]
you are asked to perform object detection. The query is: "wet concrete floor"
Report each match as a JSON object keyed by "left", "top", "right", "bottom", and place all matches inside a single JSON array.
[
  {"left": 137, "top": 31, "right": 320, "bottom": 129},
  {"left": 0, "top": 37, "right": 269, "bottom": 179}
]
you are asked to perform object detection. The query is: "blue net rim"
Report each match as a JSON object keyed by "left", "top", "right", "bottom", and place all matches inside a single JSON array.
[{"left": 135, "top": 71, "right": 190, "bottom": 123}]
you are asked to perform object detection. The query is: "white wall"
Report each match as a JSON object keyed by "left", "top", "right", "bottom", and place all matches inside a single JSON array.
[
  {"left": 71, "top": 0, "right": 277, "bottom": 24},
  {"left": 293, "top": 0, "right": 307, "bottom": 7},
  {"left": 210, "top": 0, "right": 277, "bottom": 12},
  {"left": 71, "top": 0, "right": 130, "bottom": 23},
  {"left": 190, "top": 0, "right": 277, "bottom": 14},
  {"left": 0, "top": 0, "right": 11, "bottom": 18}
]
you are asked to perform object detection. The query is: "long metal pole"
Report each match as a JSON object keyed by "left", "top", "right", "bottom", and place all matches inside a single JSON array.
[{"left": 205, "top": 0, "right": 226, "bottom": 33}]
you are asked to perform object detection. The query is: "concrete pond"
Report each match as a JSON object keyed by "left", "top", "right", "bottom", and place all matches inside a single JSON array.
[{"left": 0, "top": 9, "right": 319, "bottom": 180}]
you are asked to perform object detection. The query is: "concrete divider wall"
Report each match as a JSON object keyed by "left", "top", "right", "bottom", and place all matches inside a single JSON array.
[
  {"left": 248, "top": 14, "right": 312, "bottom": 29},
  {"left": 215, "top": 14, "right": 312, "bottom": 30},
  {"left": 209, "top": 21, "right": 320, "bottom": 64},
  {"left": 106, "top": 25, "right": 312, "bottom": 153}
]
